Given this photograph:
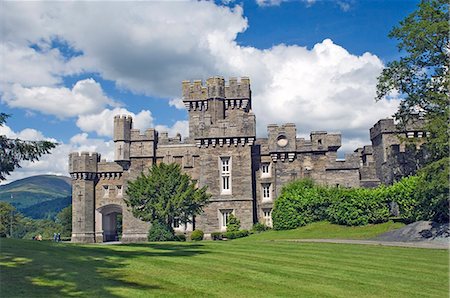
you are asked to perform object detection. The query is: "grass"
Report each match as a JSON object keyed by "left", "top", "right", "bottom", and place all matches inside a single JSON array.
[
  {"left": 0, "top": 222, "right": 448, "bottom": 298},
  {"left": 246, "top": 221, "right": 406, "bottom": 241}
]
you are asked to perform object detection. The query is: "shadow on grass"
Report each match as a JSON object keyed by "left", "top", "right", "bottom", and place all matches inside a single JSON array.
[{"left": 0, "top": 239, "right": 209, "bottom": 297}]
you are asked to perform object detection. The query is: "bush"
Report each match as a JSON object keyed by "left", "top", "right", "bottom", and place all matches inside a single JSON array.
[
  {"left": 211, "top": 232, "right": 223, "bottom": 240},
  {"left": 174, "top": 233, "right": 186, "bottom": 242},
  {"left": 148, "top": 221, "right": 174, "bottom": 241},
  {"left": 226, "top": 214, "right": 240, "bottom": 232},
  {"left": 326, "top": 188, "right": 390, "bottom": 226},
  {"left": 386, "top": 176, "right": 419, "bottom": 223},
  {"left": 191, "top": 229, "right": 204, "bottom": 241},
  {"left": 224, "top": 230, "right": 250, "bottom": 239},
  {"left": 272, "top": 179, "right": 330, "bottom": 230},
  {"left": 252, "top": 223, "right": 270, "bottom": 232}
]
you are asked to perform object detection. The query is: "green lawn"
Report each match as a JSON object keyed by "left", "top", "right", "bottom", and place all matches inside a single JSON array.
[
  {"left": 246, "top": 221, "right": 405, "bottom": 241},
  {"left": 1, "top": 223, "right": 448, "bottom": 297}
]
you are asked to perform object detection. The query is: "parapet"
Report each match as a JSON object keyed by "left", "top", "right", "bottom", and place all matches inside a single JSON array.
[
  {"left": 69, "top": 152, "right": 100, "bottom": 174},
  {"left": 182, "top": 77, "right": 250, "bottom": 101},
  {"left": 310, "top": 132, "right": 341, "bottom": 151},
  {"left": 130, "top": 128, "right": 156, "bottom": 141},
  {"left": 369, "top": 118, "right": 396, "bottom": 140}
]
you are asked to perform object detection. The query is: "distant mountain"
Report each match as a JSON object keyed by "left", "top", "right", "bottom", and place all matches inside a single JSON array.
[
  {"left": 0, "top": 175, "right": 72, "bottom": 210},
  {"left": 20, "top": 196, "right": 72, "bottom": 219}
]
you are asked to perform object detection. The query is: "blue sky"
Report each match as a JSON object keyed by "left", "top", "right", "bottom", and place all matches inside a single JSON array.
[{"left": 0, "top": 0, "right": 419, "bottom": 182}]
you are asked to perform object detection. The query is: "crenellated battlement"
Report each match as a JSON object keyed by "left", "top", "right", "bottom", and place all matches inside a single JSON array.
[
  {"left": 182, "top": 76, "right": 250, "bottom": 101},
  {"left": 69, "top": 152, "right": 100, "bottom": 177},
  {"left": 114, "top": 114, "right": 133, "bottom": 142},
  {"left": 130, "top": 128, "right": 156, "bottom": 141}
]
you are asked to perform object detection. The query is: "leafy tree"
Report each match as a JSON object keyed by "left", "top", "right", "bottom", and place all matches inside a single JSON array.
[
  {"left": 376, "top": 0, "right": 449, "bottom": 162},
  {"left": 0, "top": 113, "right": 57, "bottom": 180},
  {"left": 56, "top": 205, "right": 72, "bottom": 237},
  {"left": 125, "top": 163, "right": 211, "bottom": 237}
]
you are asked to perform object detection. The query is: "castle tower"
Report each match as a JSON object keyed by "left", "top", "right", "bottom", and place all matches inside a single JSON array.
[
  {"left": 114, "top": 115, "right": 132, "bottom": 169},
  {"left": 69, "top": 152, "right": 100, "bottom": 243}
]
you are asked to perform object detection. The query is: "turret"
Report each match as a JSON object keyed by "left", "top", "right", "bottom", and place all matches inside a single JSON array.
[
  {"left": 69, "top": 152, "right": 100, "bottom": 243},
  {"left": 114, "top": 115, "right": 132, "bottom": 163}
]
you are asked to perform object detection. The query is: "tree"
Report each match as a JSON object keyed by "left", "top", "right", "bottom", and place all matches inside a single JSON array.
[
  {"left": 0, "top": 113, "right": 57, "bottom": 180},
  {"left": 125, "top": 163, "right": 211, "bottom": 237},
  {"left": 226, "top": 214, "right": 240, "bottom": 232},
  {"left": 376, "top": 0, "right": 449, "bottom": 162},
  {"left": 0, "top": 202, "right": 23, "bottom": 237},
  {"left": 56, "top": 205, "right": 72, "bottom": 237}
]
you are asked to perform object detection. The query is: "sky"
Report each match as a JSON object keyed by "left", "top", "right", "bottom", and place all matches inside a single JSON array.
[{"left": 0, "top": 0, "right": 420, "bottom": 183}]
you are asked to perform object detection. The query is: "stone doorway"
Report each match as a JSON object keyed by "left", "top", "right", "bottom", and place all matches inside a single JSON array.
[{"left": 97, "top": 204, "right": 122, "bottom": 242}]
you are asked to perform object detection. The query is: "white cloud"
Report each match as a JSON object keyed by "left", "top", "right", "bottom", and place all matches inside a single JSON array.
[
  {"left": 256, "top": 0, "right": 316, "bottom": 7},
  {"left": 76, "top": 108, "right": 154, "bottom": 137},
  {"left": 2, "top": 79, "right": 118, "bottom": 118},
  {"left": 168, "top": 98, "right": 185, "bottom": 110},
  {"left": 0, "top": 126, "right": 113, "bottom": 184},
  {"left": 1, "top": 1, "right": 398, "bottom": 156},
  {"left": 155, "top": 120, "right": 189, "bottom": 139}
]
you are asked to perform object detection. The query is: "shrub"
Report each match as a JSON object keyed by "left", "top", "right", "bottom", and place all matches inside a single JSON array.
[
  {"left": 272, "top": 179, "right": 330, "bottom": 230},
  {"left": 211, "top": 232, "right": 223, "bottom": 240},
  {"left": 252, "top": 223, "right": 270, "bottom": 232},
  {"left": 148, "top": 221, "right": 174, "bottom": 241},
  {"left": 191, "top": 229, "right": 204, "bottom": 241},
  {"left": 226, "top": 214, "right": 240, "bottom": 232},
  {"left": 386, "top": 176, "right": 419, "bottom": 223},
  {"left": 224, "top": 230, "right": 249, "bottom": 239},
  {"left": 327, "top": 187, "right": 390, "bottom": 226},
  {"left": 174, "top": 233, "right": 186, "bottom": 242}
]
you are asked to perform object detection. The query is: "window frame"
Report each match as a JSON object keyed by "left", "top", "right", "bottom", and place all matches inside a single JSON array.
[
  {"left": 261, "top": 183, "right": 271, "bottom": 202},
  {"left": 219, "top": 156, "right": 232, "bottom": 194}
]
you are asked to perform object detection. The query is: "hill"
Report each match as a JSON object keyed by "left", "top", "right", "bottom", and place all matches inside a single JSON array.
[{"left": 0, "top": 175, "right": 71, "bottom": 210}]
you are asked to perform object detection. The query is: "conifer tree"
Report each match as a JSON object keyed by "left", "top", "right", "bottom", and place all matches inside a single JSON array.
[{"left": 125, "top": 163, "right": 210, "bottom": 235}]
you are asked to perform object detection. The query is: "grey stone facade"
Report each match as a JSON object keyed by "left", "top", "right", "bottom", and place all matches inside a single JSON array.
[{"left": 69, "top": 76, "right": 424, "bottom": 243}]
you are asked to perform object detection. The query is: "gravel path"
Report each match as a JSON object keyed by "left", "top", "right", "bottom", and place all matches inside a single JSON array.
[{"left": 284, "top": 239, "right": 449, "bottom": 249}]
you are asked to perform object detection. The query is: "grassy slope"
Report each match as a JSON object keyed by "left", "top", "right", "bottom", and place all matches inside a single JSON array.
[
  {"left": 1, "top": 228, "right": 448, "bottom": 298},
  {"left": 245, "top": 221, "right": 406, "bottom": 241}
]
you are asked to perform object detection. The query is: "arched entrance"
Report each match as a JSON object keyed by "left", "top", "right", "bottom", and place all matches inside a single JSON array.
[{"left": 97, "top": 204, "right": 122, "bottom": 242}]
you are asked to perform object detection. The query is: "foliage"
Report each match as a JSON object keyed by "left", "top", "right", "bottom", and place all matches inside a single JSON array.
[
  {"left": 174, "top": 233, "right": 186, "bottom": 242},
  {"left": 148, "top": 221, "right": 174, "bottom": 241},
  {"left": 224, "top": 230, "right": 250, "bottom": 239},
  {"left": 0, "top": 202, "right": 23, "bottom": 237},
  {"left": 56, "top": 205, "right": 72, "bottom": 237},
  {"left": 272, "top": 179, "right": 331, "bottom": 230},
  {"left": 0, "top": 113, "right": 57, "bottom": 180},
  {"left": 190, "top": 229, "right": 204, "bottom": 241},
  {"left": 376, "top": 0, "right": 449, "bottom": 163},
  {"left": 326, "top": 188, "right": 390, "bottom": 226},
  {"left": 125, "top": 163, "right": 210, "bottom": 237},
  {"left": 20, "top": 196, "right": 71, "bottom": 220},
  {"left": 226, "top": 214, "right": 240, "bottom": 232},
  {"left": 211, "top": 232, "right": 223, "bottom": 240},
  {"left": 252, "top": 223, "right": 270, "bottom": 232},
  {"left": 414, "top": 157, "right": 449, "bottom": 223},
  {"left": 386, "top": 176, "right": 420, "bottom": 223}
]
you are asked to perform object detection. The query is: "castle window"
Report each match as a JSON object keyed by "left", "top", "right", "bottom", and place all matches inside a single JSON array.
[
  {"left": 262, "top": 183, "right": 271, "bottom": 201},
  {"left": 116, "top": 185, "right": 123, "bottom": 197},
  {"left": 261, "top": 163, "right": 271, "bottom": 177},
  {"left": 220, "top": 157, "right": 231, "bottom": 194},
  {"left": 318, "top": 139, "right": 322, "bottom": 146},
  {"left": 219, "top": 209, "right": 233, "bottom": 231},
  {"left": 103, "top": 185, "right": 109, "bottom": 198},
  {"left": 263, "top": 209, "right": 272, "bottom": 227}
]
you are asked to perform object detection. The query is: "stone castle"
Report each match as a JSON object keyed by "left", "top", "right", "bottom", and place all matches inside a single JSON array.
[{"left": 69, "top": 76, "right": 426, "bottom": 243}]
